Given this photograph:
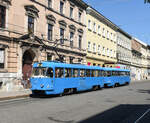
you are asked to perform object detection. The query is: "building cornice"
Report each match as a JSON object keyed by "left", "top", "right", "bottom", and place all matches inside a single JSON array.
[
  {"left": 117, "top": 29, "right": 132, "bottom": 39},
  {"left": 132, "top": 37, "right": 147, "bottom": 47},
  {"left": 86, "top": 56, "right": 117, "bottom": 63},
  {"left": 0, "top": 34, "right": 11, "bottom": 41},
  {"left": 70, "top": 0, "right": 88, "bottom": 9},
  {"left": 86, "top": 7, "right": 118, "bottom": 31}
]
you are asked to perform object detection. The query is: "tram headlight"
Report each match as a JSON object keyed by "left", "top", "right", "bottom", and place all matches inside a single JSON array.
[{"left": 40, "top": 84, "right": 44, "bottom": 88}]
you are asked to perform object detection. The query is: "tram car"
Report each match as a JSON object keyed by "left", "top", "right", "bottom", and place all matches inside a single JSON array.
[{"left": 30, "top": 61, "right": 130, "bottom": 95}]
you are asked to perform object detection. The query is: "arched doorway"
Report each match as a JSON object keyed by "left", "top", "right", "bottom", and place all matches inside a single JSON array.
[{"left": 22, "top": 49, "right": 36, "bottom": 88}]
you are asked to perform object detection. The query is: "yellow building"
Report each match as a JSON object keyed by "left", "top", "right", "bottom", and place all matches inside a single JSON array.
[{"left": 86, "top": 7, "right": 117, "bottom": 67}]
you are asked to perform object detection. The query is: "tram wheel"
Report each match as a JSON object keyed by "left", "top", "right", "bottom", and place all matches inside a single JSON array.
[
  {"left": 59, "top": 93, "right": 63, "bottom": 97},
  {"left": 112, "top": 84, "right": 115, "bottom": 88},
  {"left": 114, "top": 83, "right": 119, "bottom": 87},
  {"left": 125, "top": 82, "right": 129, "bottom": 85},
  {"left": 93, "top": 86, "right": 98, "bottom": 91}
]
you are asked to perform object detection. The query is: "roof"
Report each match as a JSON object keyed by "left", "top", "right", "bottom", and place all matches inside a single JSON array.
[
  {"left": 33, "top": 61, "right": 102, "bottom": 70},
  {"left": 103, "top": 67, "right": 130, "bottom": 72},
  {"left": 133, "top": 37, "right": 147, "bottom": 47},
  {"left": 33, "top": 61, "right": 130, "bottom": 72}
]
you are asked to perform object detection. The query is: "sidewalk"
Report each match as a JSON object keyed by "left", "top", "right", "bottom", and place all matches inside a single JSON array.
[
  {"left": 0, "top": 79, "right": 149, "bottom": 101},
  {"left": 0, "top": 89, "right": 32, "bottom": 101},
  {"left": 131, "top": 79, "right": 150, "bottom": 83}
]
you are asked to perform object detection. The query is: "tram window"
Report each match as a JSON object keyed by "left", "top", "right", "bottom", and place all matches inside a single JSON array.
[
  {"left": 112, "top": 71, "right": 116, "bottom": 76},
  {"left": 91, "top": 70, "right": 95, "bottom": 77},
  {"left": 46, "top": 68, "right": 53, "bottom": 77},
  {"left": 65, "top": 68, "right": 72, "bottom": 78},
  {"left": 32, "top": 68, "right": 39, "bottom": 76},
  {"left": 125, "top": 72, "right": 129, "bottom": 76},
  {"left": 32, "top": 67, "right": 47, "bottom": 76},
  {"left": 103, "top": 71, "right": 107, "bottom": 77},
  {"left": 73, "top": 69, "right": 78, "bottom": 77},
  {"left": 123, "top": 72, "right": 126, "bottom": 76},
  {"left": 55, "top": 68, "right": 64, "bottom": 78},
  {"left": 101, "top": 71, "right": 105, "bottom": 77},
  {"left": 98, "top": 71, "right": 102, "bottom": 77},
  {"left": 95, "top": 70, "right": 99, "bottom": 77},
  {"left": 115, "top": 71, "right": 120, "bottom": 76},
  {"left": 120, "top": 72, "right": 126, "bottom": 76},
  {"left": 80, "top": 69, "right": 85, "bottom": 77},
  {"left": 127, "top": 72, "right": 130, "bottom": 76},
  {"left": 118, "top": 71, "right": 121, "bottom": 76},
  {"left": 86, "top": 69, "right": 90, "bottom": 77},
  {"left": 107, "top": 71, "right": 111, "bottom": 77}
]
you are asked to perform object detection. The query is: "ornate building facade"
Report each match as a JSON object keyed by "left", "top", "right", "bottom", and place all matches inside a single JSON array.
[{"left": 0, "top": 0, "right": 88, "bottom": 91}]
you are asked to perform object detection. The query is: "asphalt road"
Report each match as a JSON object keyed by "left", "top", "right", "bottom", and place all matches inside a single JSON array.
[{"left": 0, "top": 81, "right": 150, "bottom": 123}]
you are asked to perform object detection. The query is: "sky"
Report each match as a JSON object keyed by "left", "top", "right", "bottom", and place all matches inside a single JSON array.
[{"left": 83, "top": 0, "right": 150, "bottom": 45}]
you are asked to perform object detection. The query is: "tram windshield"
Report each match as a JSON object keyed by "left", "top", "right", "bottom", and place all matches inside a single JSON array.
[{"left": 32, "top": 67, "right": 53, "bottom": 78}]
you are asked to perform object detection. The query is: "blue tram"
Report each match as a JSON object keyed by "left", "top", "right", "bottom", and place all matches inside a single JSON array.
[
  {"left": 30, "top": 61, "right": 130, "bottom": 95},
  {"left": 102, "top": 67, "right": 130, "bottom": 87}
]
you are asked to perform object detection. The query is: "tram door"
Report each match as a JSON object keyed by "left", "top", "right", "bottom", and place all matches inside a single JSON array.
[{"left": 79, "top": 69, "right": 87, "bottom": 89}]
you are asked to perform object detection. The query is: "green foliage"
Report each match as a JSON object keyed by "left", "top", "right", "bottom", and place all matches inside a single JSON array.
[{"left": 145, "top": 0, "right": 150, "bottom": 3}]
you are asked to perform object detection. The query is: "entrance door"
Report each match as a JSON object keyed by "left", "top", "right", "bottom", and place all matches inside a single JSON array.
[
  {"left": 22, "top": 49, "right": 35, "bottom": 88},
  {"left": 22, "top": 64, "right": 32, "bottom": 88}
]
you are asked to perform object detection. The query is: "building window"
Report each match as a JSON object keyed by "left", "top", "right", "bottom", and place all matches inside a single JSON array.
[
  {"left": 110, "top": 49, "right": 112, "bottom": 57},
  {"left": 48, "top": 0, "right": 52, "bottom": 8},
  {"left": 47, "top": 53, "right": 52, "bottom": 61},
  {"left": 78, "top": 35, "right": 82, "bottom": 49},
  {"left": 114, "top": 51, "right": 116, "bottom": 58},
  {"left": 78, "top": 58, "right": 82, "bottom": 63},
  {"left": 0, "top": 49, "right": 4, "bottom": 68},
  {"left": 0, "top": 5, "right": 6, "bottom": 28},
  {"left": 102, "top": 28, "right": 105, "bottom": 37},
  {"left": 88, "top": 42, "right": 91, "bottom": 51},
  {"left": 107, "top": 48, "right": 109, "bottom": 56},
  {"left": 88, "top": 20, "right": 91, "bottom": 29},
  {"left": 78, "top": 11, "right": 82, "bottom": 23},
  {"left": 70, "top": 7, "right": 73, "bottom": 18},
  {"left": 60, "top": 28, "right": 64, "bottom": 44},
  {"left": 28, "top": 16, "right": 34, "bottom": 33},
  {"left": 60, "top": 1, "right": 64, "bottom": 14},
  {"left": 98, "top": 25, "right": 101, "bottom": 34},
  {"left": 48, "top": 24, "right": 53, "bottom": 40},
  {"left": 69, "top": 57, "right": 74, "bottom": 64},
  {"left": 110, "top": 33, "right": 113, "bottom": 40},
  {"left": 107, "top": 31, "right": 109, "bottom": 39},
  {"left": 102, "top": 47, "right": 105, "bottom": 55},
  {"left": 93, "top": 63, "right": 96, "bottom": 66},
  {"left": 93, "top": 43, "right": 96, "bottom": 53},
  {"left": 98, "top": 45, "right": 101, "bottom": 54},
  {"left": 70, "top": 32, "right": 74, "bottom": 47},
  {"left": 113, "top": 34, "right": 116, "bottom": 41},
  {"left": 93, "top": 22, "right": 96, "bottom": 32}
]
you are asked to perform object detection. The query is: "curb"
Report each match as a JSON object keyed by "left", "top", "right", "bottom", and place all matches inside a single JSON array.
[
  {"left": 0, "top": 94, "right": 31, "bottom": 101},
  {"left": 0, "top": 80, "right": 150, "bottom": 101},
  {"left": 131, "top": 80, "right": 150, "bottom": 83}
]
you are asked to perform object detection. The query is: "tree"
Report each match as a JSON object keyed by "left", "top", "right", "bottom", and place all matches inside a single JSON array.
[{"left": 145, "top": 0, "right": 150, "bottom": 3}]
